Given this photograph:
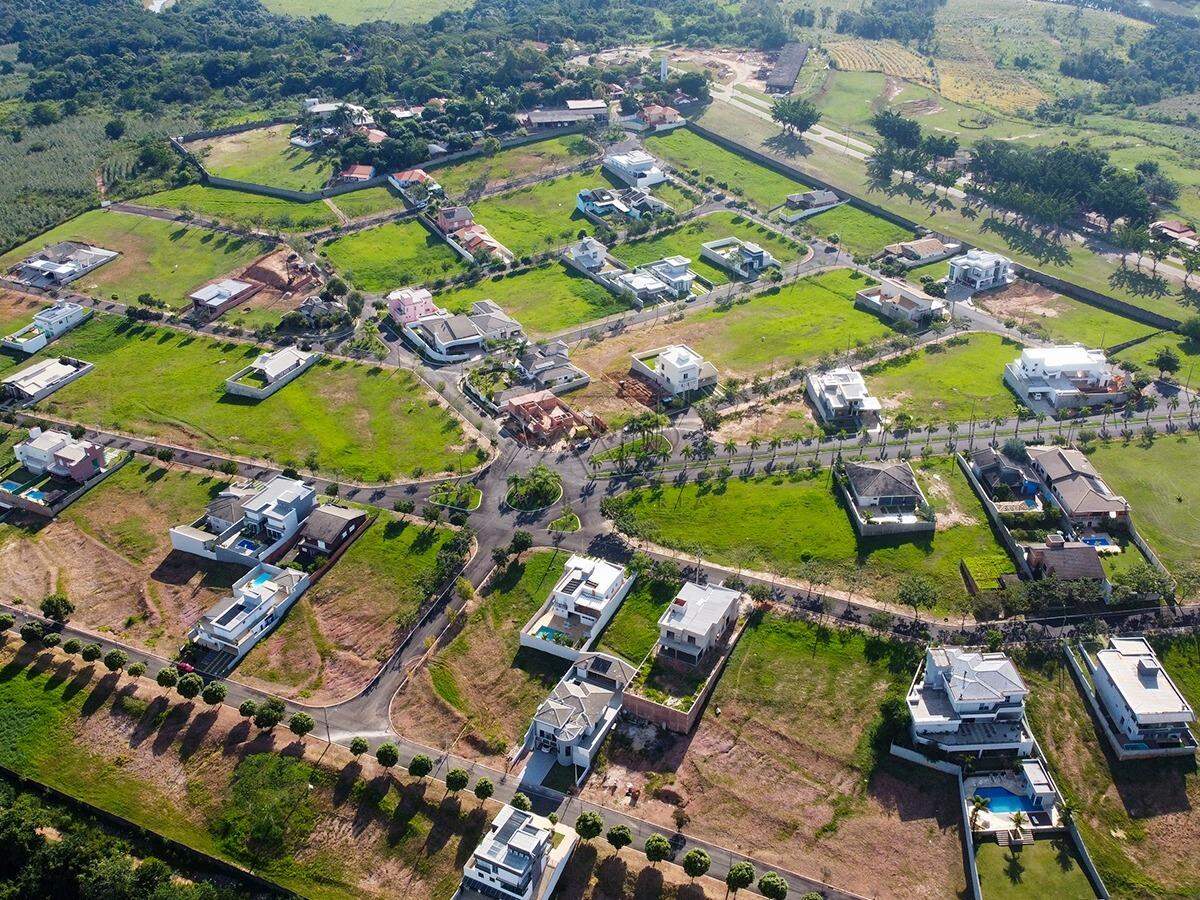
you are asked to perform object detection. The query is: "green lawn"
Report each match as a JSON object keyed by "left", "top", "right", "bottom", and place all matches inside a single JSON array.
[
  {"left": 0, "top": 210, "right": 273, "bottom": 309},
  {"left": 975, "top": 839, "right": 1097, "bottom": 900},
  {"left": 610, "top": 456, "right": 1011, "bottom": 611},
  {"left": 435, "top": 135, "right": 596, "bottom": 198},
  {"left": 1088, "top": 436, "right": 1200, "bottom": 578},
  {"left": 611, "top": 211, "right": 804, "bottom": 286},
  {"left": 1114, "top": 331, "right": 1200, "bottom": 377},
  {"left": 36, "top": 314, "right": 472, "bottom": 481},
  {"left": 651, "top": 180, "right": 698, "bottom": 215},
  {"left": 645, "top": 128, "right": 812, "bottom": 210},
  {"left": 260, "top": 0, "right": 468, "bottom": 22},
  {"left": 433, "top": 262, "right": 631, "bottom": 337},
  {"left": 980, "top": 291, "right": 1158, "bottom": 351},
  {"left": 595, "top": 577, "right": 679, "bottom": 665},
  {"left": 321, "top": 218, "right": 467, "bottom": 291},
  {"left": 802, "top": 203, "right": 916, "bottom": 258},
  {"left": 864, "top": 333, "right": 1027, "bottom": 425},
  {"left": 136, "top": 184, "right": 338, "bottom": 231},
  {"left": 329, "top": 186, "right": 407, "bottom": 220},
  {"left": 469, "top": 169, "right": 597, "bottom": 257},
  {"left": 191, "top": 125, "right": 331, "bottom": 192}
]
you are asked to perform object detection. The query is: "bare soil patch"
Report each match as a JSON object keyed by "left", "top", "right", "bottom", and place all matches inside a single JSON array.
[
  {"left": 896, "top": 97, "right": 944, "bottom": 116},
  {"left": 975, "top": 277, "right": 1065, "bottom": 320},
  {"left": 922, "top": 466, "right": 979, "bottom": 531}
]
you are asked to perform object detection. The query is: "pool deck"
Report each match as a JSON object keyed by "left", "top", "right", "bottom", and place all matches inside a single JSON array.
[{"left": 964, "top": 771, "right": 1061, "bottom": 834}]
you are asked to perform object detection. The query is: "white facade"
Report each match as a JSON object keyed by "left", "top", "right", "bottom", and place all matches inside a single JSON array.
[
  {"left": 563, "top": 237, "right": 608, "bottom": 271},
  {"left": 169, "top": 476, "right": 316, "bottom": 565},
  {"left": 549, "top": 555, "right": 631, "bottom": 629},
  {"left": 947, "top": 249, "right": 1014, "bottom": 292},
  {"left": 1, "top": 357, "right": 91, "bottom": 404},
  {"left": 641, "top": 255, "right": 695, "bottom": 297},
  {"left": 461, "top": 805, "right": 562, "bottom": 900},
  {"left": 1004, "top": 344, "right": 1129, "bottom": 411},
  {"left": 189, "top": 563, "right": 310, "bottom": 662},
  {"left": 631, "top": 344, "right": 718, "bottom": 397},
  {"left": 658, "top": 582, "right": 740, "bottom": 665},
  {"left": 11, "top": 243, "right": 118, "bottom": 289},
  {"left": 1, "top": 301, "right": 89, "bottom": 355},
  {"left": 12, "top": 427, "right": 105, "bottom": 481},
  {"left": 700, "top": 237, "right": 778, "bottom": 279},
  {"left": 805, "top": 367, "right": 881, "bottom": 430},
  {"left": 854, "top": 278, "right": 946, "bottom": 325},
  {"left": 603, "top": 150, "right": 666, "bottom": 188},
  {"left": 1093, "top": 637, "right": 1195, "bottom": 750}
]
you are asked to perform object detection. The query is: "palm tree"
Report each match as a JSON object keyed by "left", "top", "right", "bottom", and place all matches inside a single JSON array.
[
  {"left": 1010, "top": 810, "right": 1029, "bottom": 833},
  {"left": 991, "top": 416, "right": 1003, "bottom": 446},
  {"left": 925, "top": 423, "right": 936, "bottom": 447},
  {"left": 946, "top": 421, "right": 959, "bottom": 448},
  {"left": 1034, "top": 412, "right": 1047, "bottom": 440},
  {"left": 1144, "top": 395, "right": 1159, "bottom": 427},
  {"left": 969, "top": 795, "right": 990, "bottom": 831},
  {"left": 769, "top": 437, "right": 782, "bottom": 461},
  {"left": 1167, "top": 396, "right": 1180, "bottom": 428},
  {"left": 680, "top": 445, "right": 693, "bottom": 472},
  {"left": 1056, "top": 799, "right": 1077, "bottom": 824},
  {"left": 1101, "top": 401, "right": 1114, "bottom": 432},
  {"left": 748, "top": 437, "right": 761, "bottom": 459},
  {"left": 724, "top": 439, "right": 737, "bottom": 461}
]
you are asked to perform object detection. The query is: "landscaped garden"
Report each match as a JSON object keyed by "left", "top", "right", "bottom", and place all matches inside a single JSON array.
[
  {"left": 505, "top": 464, "right": 562, "bottom": 510},
  {"left": 321, "top": 218, "right": 467, "bottom": 291},
  {"left": 469, "top": 168, "right": 597, "bottom": 257},
  {"left": 801, "top": 202, "right": 916, "bottom": 257},
  {"left": 595, "top": 574, "right": 679, "bottom": 664},
  {"left": 430, "top": 480, "right": 483, "bottom": 511},
  {"left": 188, "top": 124, "right": 332, "bottom": 192},
  {"left": 435, "top": 134, "right": 595, "bottom": 197},
  {"left": 136, "top": 183, "right": 339, "bottom": 231},
  {"left": 974, "top": 839, "right": 1097, "bottom": 899}
]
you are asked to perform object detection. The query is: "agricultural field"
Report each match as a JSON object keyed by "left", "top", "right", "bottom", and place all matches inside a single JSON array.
[
  {"left": 1020, "top": 641, "right": 1200, "bottom": 898},
  {"left": 435, "top": 134, "right": 596, "bottom": 198},
  {"left": 36, "top": 314, "right": 474, "bottom": 481},
  {"left": 611, "top": 211, "right": 804, "bottom": 285},
  {"left": 824, "top": 39, "right": 934, "bottom": 84},
  {"left": 936, "top": 60, "right": 1049, "bottom": 116},
  {"left": 187, "top": 125, "right": 332, "bottom": 192},
  {"left": 580, "top": 614, "right": 967, "bottom": 898},
  {"left": 239, "top": 515, "right": 457, "bottom": 703},
  {"left": 468, "top": 169, "right": 597, "bottom": 257},
  {"left": 800, "top": 203, "right": 916, "bottom": 257},
  {"left": 972, "top": 280, "right": 1157, "bottom": 350},
  {"left": 974, "top": 839, "right": 1097, "bottom": 899},
  {"left": 645, "top": 128, "right": 813, "bottom": 210},
  {"left": 864, "top": 333, "right": 1027, "bottom": 425},
  {"left": 608, "top": 455, "right": 1012, "bottom": 612},
  {"left": 135, "top": 183, "right": 338, "bottom": 231},
  {"left": 321, "top": 218, "right": 467, "bottom": 291},
  {"left": 328, "top": 185, "right": 407, "bottom": 220},
  {"left": 391, "top": 549, "right": 571, "bottom": 765},
  {"left": 0, "top": 209, "right": 273, "bottom": 309}
]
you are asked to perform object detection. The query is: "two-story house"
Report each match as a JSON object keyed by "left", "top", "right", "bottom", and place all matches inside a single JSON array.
[
  {"left": 657, "top": 583, "right": 741, "bottom": 666},
  {"left": 1090, "top": 636, "right": 1196, "bottom": 756}
]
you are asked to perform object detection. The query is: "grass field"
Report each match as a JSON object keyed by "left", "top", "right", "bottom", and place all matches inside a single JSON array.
[
  {"left": 0, "top": 292, "right": 45, "bottom": 376},
  {"left": 328, "top": 185, "right": 407, "bottom": 220},
  {"left": 1088, "top": 436, "right": 1200, "bottom": 577},
  {"left": 435, "top": 135, "right": 595, "bottom": 198},
  {"left": 611, "top": 211, "right": 803, "bottom": 285},
  {"left": 36, "top": 314, "right": 472, "bottom": 481},
  {"left": 611, "top": 455, "right": 1011, "bottom": 611},
  {"left": 0, "top": 210, "right": 272, "bottom": 309},
  {"left": 864, "top": 333, "right": 1026, "bottom": 425},
  {"left": 136, "top": 184, "right": 339, "bottom": 231},
  {"left": 594, "top": 577, "right": 679, "bottom": 665},
  {"left": 433, "top": 262, "right": 631, "bottom": 337},
  {"left": 321, "top": 218, "right": 467, "bottom": 291},
  {"left": 1114, "top": 330, "right": 1200, "bottom": 377},
  {"left": 975, "top": 839, "right": 1097, "bottom": 899},
  {"left": 801, "top": 203, "right": 916, "bottom": 257},
  {"left": 972, "top": 282, "right": 1157, "bottom": 350},
  {"left": 189, "top": 125, "right": 331, "bottom": 192},
  {"left": 259, "top": 0, "right": 469, "bottom": 23},
  {"left": 645, "top": 128, "right": 812, "bottom": 210},
  {"left": 469, "top": 169, "right": 597, "bottom": 257}
]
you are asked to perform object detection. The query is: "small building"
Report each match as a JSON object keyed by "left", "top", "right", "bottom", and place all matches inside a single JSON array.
[
  {"left": 1150, "top": 219, "right": 1196, "bottom": 244},
  {"left": 787, "top": 189, "right": 839, "bottom": 211},
  {"left": 700, "top": 236, "right": 778, "bottom": 279},
  {"left": 1027, "top": 445, "right": 1130, "bottom": 529},
  {"left": 843, "top": 460, "right": 932, "bottom": 533},
  {"left": 947, "top": 249, "right": 1014, "bottom": 293},
  {"left": 1090, "top": 636, "right": 1196, "bottom": 756},
  {"left": 638, "top": 104, "right": 683, "bottom": 130},
  {"left": 406, "top": 312, "right": 486, "bottom": 362},
  {"left": 503, "top": 390, "right": 596, "bottom": 443},
  {"left": 562, "top": 236, "right": 609, "bottom": 272},
  {"left": 881, "top": 236, "right": 961, "bottom": 264},
  {"left": 854, "top": 278, "right": 946, "bottom": 326},
  {"left": 805, "top": 367, "right": 881, "bottom": 431},
  {"left": 657, "top": 582, "right": 740, "bottom": 666},
  {"left": 576, "top": 187, "right": 668, "bottom": 221},
  {"left": 1026, "top": 534, "right": 1107, "bottom": 585},
  {"left": 631, "top": 344, "right": 718, "bottom": 398},
  {"left": 1, "top": 356, "right": 92, "bottom": 405},
  {"left": 459, "top": 804, "right": 577, "bottom": 900},
  {"left": 189, "top": 278, "right": 259, "bottom": 318},
  {"left": 336, "top": 164, "right": 376, "bottom": 183},
  {"left": 603, "top": 150, "right": 667, "bottom": 189},
  {"left": 511, "top": 343, "right": 588, "bottom": 396},
  {"left": 1, "top": 301, "right": 89, "bottom": 355},
  {"left": 302, "top": 98, "right": 373, "bottom": 126},
  {"left": 387, "top": 287, "right": 441, "bottom": 325},
  {"left": 12, "top": 427, "right": 105, "bottom": 482},
  {"left": 387, "top": 168, "right": 441, "bottom": 194},
  {"left": 9, "top": 242, "right": 118, "bottom": 289},
  {"left": 639, "top": 255, "right": 696, "bottom": 297},
  {"left": 613, "top": 269, "right": 673, "bottom": 304},
  {"left": 189, "top": 563, "right": 310, "bottom": 665},
  {"left": 297, "top": 504, "right": 367, "bottom": 558},
  {"left": 224, "top": 346, "right": 319, "bottom": 399},
  {"left": 1004, "top": 345, "right": 1130, "bottom": 412}
]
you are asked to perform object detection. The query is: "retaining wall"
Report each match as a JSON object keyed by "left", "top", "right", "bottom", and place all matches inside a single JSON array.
[{"left": 1014, "top": 264, "right": 1180, "bottom": 331}]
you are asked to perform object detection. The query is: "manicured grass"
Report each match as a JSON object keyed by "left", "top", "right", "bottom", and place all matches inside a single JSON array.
[
  {"left": 651, "top": 180, "right": 698, "bottom": 215},
  {"left": 328, "top": 186, "right": 407, "bottom": 220},
  {"left": 435, "top": 135, "right": 596, "bottom": 198},
  {"left": 37, "top": 314, "right": 472, "bottom": 481},
  {"left": 1114, "top": 331, "right": 1200, "bottom": 377},
  {"left": 469, "top": 169, "right": 597, "bottom": 257},
  {"left": 321, "top": 218, "right": 467, "bottom": 291},
  {"left": 595, "top": 577, "right": 679, "bottom": 665},
  {"left": 547, "top": 512, "right": 580, "bottom": 533},
  {"left": 802, "top": 203, "right": 916, "bottom": 258},
  {"left": 190, "top": 125, "right": 331, "bottom": 192},
  {"left": 591, "top": 433, "right": 672, "bottom": 464},
  {"left": 0, "top": 292, "right": 47, "bottom": 376},
  {"left": 0, "top": 210, "right": 273, "bottom": 309},
  {"left": 974, "top": 839, "right": 1097, "bottom": 899},
  {"left": 1088, "top": 436, "right": 1200, "bottom": 578},
  {"left": 611, "top": 211, "right": 803, "bottom": 286},
  {"left": 259, "top": 0, "right": 469, "bottom": 23},
  {"left": 972, "top": 288, "right": 1156, "bottom": 351},
  {"left": 430, "top": 481, "right": 483, "bottom": 511},
  {"left": 645, "top": 128, "right": 812, "bottom": 210},
  {"left": 433, "top": 262, "right": 631, "bottom": 337},
  {"left": 864, "top": 333, "right": 1027, "bottom": 425},
  {"left": 136, "top": 184, "right": 339, "bottom": 231}
]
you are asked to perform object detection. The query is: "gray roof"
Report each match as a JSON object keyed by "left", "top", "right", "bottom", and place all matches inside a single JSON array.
[
  {"left": 845, "top": 461, "right": 921, "bottom": 499},
  {"left": 302, "top": 504, "right": 366, "bottom": 544},
  {"left": 931, "top": 647, "right": 1028, "bottom": 703}
]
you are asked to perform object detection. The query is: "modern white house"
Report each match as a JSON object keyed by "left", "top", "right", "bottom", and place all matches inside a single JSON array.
[
  {"left": 302, "top": 97, "right": 373, "bottom": 126},
  {"left": 657, "top": 582, "right": 741, "bottom": 666},
  {"left": 1089, "top": 636, "right": 1196, "bottom": 756},
  {"left": 1026, "top": 446, "right": 1130, "bottom": 529},
  {"left": 12, "top": 427, "right": 106, "bottom": 482},
  {"left": 805, "top": 367, "right": 881, "bottom": 431},
  {"left": 947, "top": 249, "right": 1015, "bottom": 293},
  {"left": 638, "top": 255, "right": 696, "bottom": 297},
  {"left": 907, "top": 647, "right": 1034, "bottom": 755},
  {"left": 224, "top": 347, "right": 320, "bottom": 399},
  {"left": 1, "top": 301, "right": 89, "bottom": 355},
  {"left": 8, "top": 242, "right": 118, "bottom": 289},
  {"left": 458, "top": 804, "right": 578, "bottom": 900},
  {"left": 1, "top": 356, "right": 93, "bottom": 405},
  {"left": 189, "top": 563, "right": 310, "bottom": 665},
  {"left": 562, "top": 237, "right": 609, "bottom": 272},
  {"left": 169, "top": 475, "right": 316, "bottom": 565},
  {"left": 188, "top": 278, "right": 259, "bottom": 318},
  {"left": 603, "top": 150, "right": 667, "bottom": 188},
  {"left": 521, "top": 555, "right": 636, "bottom": 658},
  {"left": 700, "top": 237, "right": 778, "bottom": 279},
  {"left": 404, "top": 301, "right": 522, "bottom": 363},
  {"left": 854, "top": 278, "right": 946, "bottom": 326},
  {"left": 576, "top": 187, "right": 669, "bottom": 221},
  {"left": 1003, "top": 345, "right": 1131, "bottom": 412},
  {"left": 630, "top": 344, "right": 718, "bottom": 398}
]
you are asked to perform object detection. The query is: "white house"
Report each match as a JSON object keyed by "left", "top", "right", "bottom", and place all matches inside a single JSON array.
[
  {"left": 169, "top": 476, "right": 316, "bottom": 565},
  {"left": 302, "top": 97, "right": 373, "bottom": 126},
  {"left": 1091, "top": 636, "right": 1196, "bottom": 755},
  {"left": 631, "top": 344, "right": 718, "bottom": 398},
  {"left": 603, "top": 150, "right": 666, "bottom": 189},
  {"left": 548, "top": 555, "right": 633, "bottom": 632},
  {"left": 854, "top": 278, "right": 946, "bottom": 326},
  {"left": 947, "top": 249, "right": 1014, "bottom": 292},
  {"left": 657, "top": 582, "right": 740, "bottom": 666},
  {"left": 563, "top": 237, "right": 609, "bottom": 272},
  {"left": 1, "top": 357, "right": 92, "bottom": 405},
  {"left": 224, "top": 347, "right": 319, "bottom": 399},
  {"left": 404, "top": 301, "right": 522, "bottom": 363},
  {"left": 1, "top": 301, "right": 89, "bottom": 355},
  {"left": 1004, "top": 345, "right": 1131, "bottom": 412},
  {"left": 189, "top": 563, "right": 311, "bottom": 665},
  {"left": 189, "top": 278, "right": 257, "bottom": 318},
  {"left": 460, "top": 804, "right": 577, "bottom": 900},
  {"left": 10, "top": 242, "right": 118, "bottom": 289},
  {"left": 639, "top": 255, "right": 696, "bottom": 297},
  {"left": 613, "top": 269, "right": 673, "bottom": 304},
  {"left": 700, "top": 237, "right": 778, "bottom": 279},
  {"left": 907, "top": 647, "right": 1034, "bottom": 755},
  {"left": 12, "top": 427, "right": 106, "bottom": 483},
  {"left": 805, "top": 367, "right": 881, "bottom": 431},
  {"left": 576, "top": 187, "right": 668, "bottom": 221}
]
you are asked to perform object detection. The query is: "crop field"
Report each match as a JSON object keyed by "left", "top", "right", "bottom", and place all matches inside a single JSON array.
[
  {"left": 865, "top": 333, "right": 1026, "bottom": 425},
  {"left": 35, "top": 314, "right": 473, "bottom": 481},
  {"left": 824, "top": 39, "right": 933, "bottom": 83},
  {"left": 433, "top": 262, "right": 630, "bottom": 336},
  {"left": 645, "top": 128, "right": 812, "bottom": 210},
  {"left": 611, "top": 211, "right": 803, "bottom": 285},
  {"left": 610, "top": 455, "right": 1012, "bottom": 611},
  {"left": 972, "top": 280, "right": 1156, "bottom": 350},
  {"left": 800, "top": 203, "right": 916, "bottom": 257},
  {"left": 392, "top": 549, "right": 571, "bottom": 765},
  {"left": 135, "top": 184, "right": 338, "bottom": 231},
  {"left": 239, "top": 515, "right": 456, "bottom": 703},
  {"left": 580, "top": 613, "right": 967, "bottom": 898},
  {"left": 321, "top": 218, "right": 467, "bottom": 291},
  {"left": 0, "top": 209, "right": 273, "bottom": 309},
  {"left": 187, "top": 125, "right": 331, "bottom": 192},
  {"left": 936, "top": 60, "right": 1048, "bottom": 115},
  {"left": 469, "top": 169, "right": 597, "bottom": 257},
  {"left": 435, "top": 134, "right": 596, "bottom": 198}
]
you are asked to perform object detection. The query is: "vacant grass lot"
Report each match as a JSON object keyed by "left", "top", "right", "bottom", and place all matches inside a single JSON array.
[
  {"left": 612, "top": 456, "right": 1010, "bottom": 611},
  {"left": 189, "top": 125, "right": 331, "bottom": 192},
  {"left": 469, "top": 169, "right": 597, "bottom": 257},
  {"left": 865, "top": 333, "right": 1026, "bottom": 425},
  {"left": 0, "top": 291, "right": 46, "bottom": 376},
  {"left": 0, "top": 210, "right": 272, "bottom": 309},
  {"left": 240, "top": 516, "right": 456, "bottom": 703},
  {"left": 328, "top": 186, "right": 407, "bottom": 220},
  {"left": 436, "top": 134, "right": 595, "bottom": 198},
  {"left": 975, "top": 839, "right": 1097, "bottom": 899},
  {"left": 136, "top": 184, "right": 339, "bottom": 231},
  {"left": 645, "top": 128, "right": 811, "bottom": 210},
  {"left": 611, "top": 211, "right": 803, "bottom": 286},
  {"left": 321, "top": 218, "right": 467, "bottom": 291},
  {"left": 392, "top": 549, "right": 571, "bottom": 764},
  {"left": 1115, "top": 331, "right": 1200, "bottom": 379},
  {"left": 594, "top": 577, "right": 678, "bottom": 665},
  {"left": 802, "top": 203, "right": 916, "bottom": 258},
  {"left": 972, "top": 282, "right": 1156, "bottom": 350},
  {"left": 1088, "top": 436, "right": 1200, "bottom": 578},
  {"left": 39, "top": 315, "right": 471, "bottom": 480}
]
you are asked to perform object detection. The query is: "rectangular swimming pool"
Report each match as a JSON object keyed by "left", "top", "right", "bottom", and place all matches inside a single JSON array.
[{"left": 974, "top": 786, "right": 1038, "bottom": 814}]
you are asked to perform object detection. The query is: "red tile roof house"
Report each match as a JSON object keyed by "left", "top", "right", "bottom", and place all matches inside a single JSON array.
[
  {"left": 388, "top": 168, "right": 442, "bottom": 193},
  {"left": 639, "top": 104, "right": 683, "bottom": 129},
  {"left": 336, "top": 164, "right": 376, "bottom": 183},
  {"left": 436, "top": 205, "right": 475, "bottom": 233},
  {"left": 503, "top": 390, "right": 598, "bottom": 444},
  {"left": 1151, "top": 219, "right": 1196, "bottom": 242}
]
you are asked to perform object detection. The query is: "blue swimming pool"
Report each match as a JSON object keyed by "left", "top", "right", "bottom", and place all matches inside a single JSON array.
[
  {"left": 252, "top": 571, "right": 273, "bottom": 586},
  {"left": 974, "top": 787, "right": 1038, "bottom": 814},
  {"left": 0, "top": 479, "right": 25, "bottom": 493},
  {"left": 536, "top": 626, "right": 567, "bottom": 643},
  {"left": 1081, "top": 536, "right": 1111, "bottom": 547},
  {"left": 24, "top": 490, "right": 46, "bottom": 503},
  {"left": 235, "top": 538, "right": 259, "bottom": 553}
]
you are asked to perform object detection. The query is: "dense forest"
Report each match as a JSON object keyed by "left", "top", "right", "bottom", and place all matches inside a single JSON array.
[
  {"left": 1058, "top": 18, "right": 1200, "bottom": 104},
  {"left": 835, "top": 0, "right": 947, "bottom": 46}
]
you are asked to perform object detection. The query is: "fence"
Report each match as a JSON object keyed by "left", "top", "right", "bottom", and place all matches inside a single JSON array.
[{"left": 955, "top": 452, "right": 1033, "bottom": 578}]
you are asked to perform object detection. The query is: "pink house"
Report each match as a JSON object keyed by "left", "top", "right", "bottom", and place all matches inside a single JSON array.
[{"left": 387, "top": 287, "right": 442, "bottom": 325}]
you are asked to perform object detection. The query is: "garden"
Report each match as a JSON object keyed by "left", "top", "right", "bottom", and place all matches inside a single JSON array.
[
  {"left": 187, "top": 125, "right": 332, "bottom": 192},
  {"left": 505, "top": 464, "right": 562, "bottom": 510},
  {"left": 321, "top": 218, "right": 467, "bottom": 291},
  {"left": 974, "top": 839, "right": 1097, "bottom": 899},
  {"left": 430, "top": 480, "right": 483, "bottom": 511},
  {"left": 469, "top": 168, "right": 598, "bottom": 257}
]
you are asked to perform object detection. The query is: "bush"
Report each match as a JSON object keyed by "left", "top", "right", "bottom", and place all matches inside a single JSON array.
[
  {"left": 39, "top": 592, "right": 74, "bottom": 623},
  {"left": 18, "top": 623, "right": 43, "bottom": 644},
  {"left": 0, "top": 613, "right": 13, "bottom": 632},
  {"left": 62, "top": 637, "right": 81, "bottom": 654},
  {"left": 41, "top": 632, "right": 61, "bottom": 648},
  {"left": 103, "top": 649, "right": 128, "bottom": 672},
  {"left": 127, "top": 661, "right": 146, "bottom": 678},
  {"left": 201, "top": 681, "right": 228, "bottom": 705},
  {"left": 156, "top": 666, "right": 178, "bottom": 688}
]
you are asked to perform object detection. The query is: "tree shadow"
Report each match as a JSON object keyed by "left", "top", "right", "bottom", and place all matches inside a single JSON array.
[
  {"left": 1107, "top": 267, "right": 1172, "bottom": 299},
  {"left": 633, "top": 865, "right": 664, "bottom": 899},
  {"left": 80, "top": 671, "right": 120, "bottom": 717},
  {"left": 223, "top": 718, "right": 252, "bottom": 752},
  {"left": 980, "top": 216, "right": 1070, "bottom": 266},
  {"left": 150, "top": 701, "right": 194, "bottom": 755},
  {"left": 129, "top": 695, "right": 170, "bottom": 748},
  {"left": 762, "top": 131, "right": 813, "bottom": 159},
  {"left": 178, "top": 708, "right": 219, "bottom": 760}
]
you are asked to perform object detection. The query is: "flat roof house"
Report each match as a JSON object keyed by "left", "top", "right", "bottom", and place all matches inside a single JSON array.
[
  {"left": 1090, "top": 636, "right": 1196, "bottom": 756},
  {"left": 658, "top": 582, "right": 740, "bottom": 666},
  {"left": 1, "top": 357, "right": 92, "bottom": 405},
  {"left": 169, "top": 475, "right": 316, "bottom": 565},
  {"left": 548, "top": 555, "right": 632, "bottom": 632},
  {"left": 190, "top": 563, "right": 310, "bottom": 666},
  {"left": 459, "top": 804, "right": 577, "bottom": 900},
  {"left": 603, "top": 150, "right": 667, "bottom": 189},
  {"left": 9, "top": 242, "right": 118, "bottom": 289},
  {"left": 1027, "top": 445, "right": 1129, "bottom": 528},
  {"left": 613, "top": 269, "right": 673, "bottom": 304},
  {"left": 947, "top": 249, "right": 1015, "bottom": 293},
  {"left": 298, "top": 504, "right": 367, "bottom": 558},
  {"left": 805, "top": 367, "right": 881, "bottom": 431},
  {"left": 639, "top": 256, "right": 696, "bottom": 298},
  {"left": 576, "top": 187, "right": 668, "bottom": 221},
  {"left": 908, "top": 647, "right": 1034, "bottom": 755},
  {"left": 2, "top": 301, "right": 89, "bottom": 355},
  {"left": 854, "top": 277, "right": 946, "bottom": 326},
  {"left": 700, "top": 236, "right": 778, "bottom": 279},
  {"left": 13, "top": 427, "right": 106, "bottom": 483},
  {"left": 189, "top": 278, "right": 259, "bottom": 319},
  {"left": 1004, "top": 345, "right": 1130, "bottom": 412},
  {"left": 631, "top": 344, "right": 718, "bottom": 398}
]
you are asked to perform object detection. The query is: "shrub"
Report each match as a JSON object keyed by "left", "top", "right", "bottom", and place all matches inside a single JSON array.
[
  {"left": 156, "top": 666, "right": 178, "bottom": 688},
  {"left": 80, "top": 643, "right": 102, "bottom": 662},
  {"left": 103, "top": 649, "right": 128, "bottom": 672}
]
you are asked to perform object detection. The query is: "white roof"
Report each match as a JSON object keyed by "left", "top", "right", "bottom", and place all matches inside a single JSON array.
[
  {"left": 659, "top": 345, "right": 701, "bottom": 368},
  {"left": 3, "top": 358, "right": 78, "bottom": 395},
  {"left": 24, "top": 428, "right": 72, "bottom": 453},
  {"left": 35, "top": 301, "right": 84, "bottom": 325},
  {"left": 951, "top": 248, "right": 1012, "bottom": 267},
  {"left": 1019, "top": 345, "right": 1108, "bottom": 371},
  {"left": 616, "top": 271, "right": 667, "bottom": 292},
  {"left": 242, "top": 475, "right": 312, "bottom": 516},
  {"left": 1096, "top": 637, "right": 1194, "bottom": 720},
  {"left": 931, "top": 647, "right": 1027, "bottom": 703},
  {"left": 190, "top": 279, "right": 252, "bottom": 305},
  {"left": 252, "top": 346, "right": 310, "bottom": 381},
  {"left": 556, "top": 554, "right": 625, "bottom": 598},
  {"left": 659, "top": 582, "right": 740, "bottom": 636},
  {"left": 566, "top": 98, "right": 607, "bottom": 111}
]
